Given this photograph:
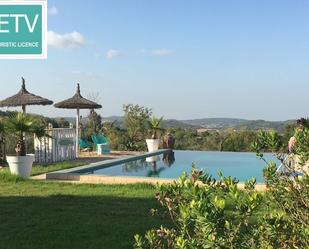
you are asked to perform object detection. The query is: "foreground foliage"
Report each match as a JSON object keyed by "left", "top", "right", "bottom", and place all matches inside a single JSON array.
[
  {"left": 135, "top": 119, "right": 309, "bottom": 249},
  {"left": 135, "top": 169, "right": 307, "bottom": 248},
  {"left": 253, "top": 119, "right": 309, "bottom": 229}
]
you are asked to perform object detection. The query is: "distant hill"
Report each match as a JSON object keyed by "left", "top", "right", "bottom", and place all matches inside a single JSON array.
[
  {"left": 162, "top": 119, "right": 198, "bottom": 129},
  {"left": 181, "top": 118, "right": 295, "bottom": 132},
  {"left": 233, "top": 119, "right": 295, "bottom": 132},
  {"left": 181, "top": 118, "right": 249, "bottom": 129},
  {"left": 55, "top": 117, "right": 76, "bottom": 124},
  {"left": 100, "top": 116, "right": 197, "bottom": 129},
  {"left": 54, "top": 116, "right": 296, "bottom": 131}
]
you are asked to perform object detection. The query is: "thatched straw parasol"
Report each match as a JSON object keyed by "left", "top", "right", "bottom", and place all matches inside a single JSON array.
[
  {"left": 54, "top": 83, "right": 102, "bottom": 157},
  {"left": 0, "top": 77, "right": 53, "bottom": 114}
]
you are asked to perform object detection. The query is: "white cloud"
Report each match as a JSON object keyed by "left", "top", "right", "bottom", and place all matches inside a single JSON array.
[
  {"left": 106, "top": 49, "right": 120, "bottom": 59},
  {"left": 151, "top": 49, "right": 173, "bottom": 56},
  {"left": 47, "top": 31, "right": 86, "bottom": 49},
  {"left": 48, "top": 6, "right": 58, "bottom": 16},
  {"left": 140, "top": 48, "right": 174, "bottom": 56}
]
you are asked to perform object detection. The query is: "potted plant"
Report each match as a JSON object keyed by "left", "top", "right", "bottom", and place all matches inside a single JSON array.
[
  {"left": 5, "top": 113, "right": 48, "bottom": 178},
  {"left": 146, "top": 116, "right": 163, "bottom": 152}
]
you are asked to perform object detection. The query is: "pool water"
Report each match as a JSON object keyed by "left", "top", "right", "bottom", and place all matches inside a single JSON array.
[{"left": 82, "top": 150, "right": 280, "bottom": 182}]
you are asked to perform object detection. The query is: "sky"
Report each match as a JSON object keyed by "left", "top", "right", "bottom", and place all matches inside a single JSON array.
[{"left": 0, "top": 0, "right": 308, "bottom": 121}]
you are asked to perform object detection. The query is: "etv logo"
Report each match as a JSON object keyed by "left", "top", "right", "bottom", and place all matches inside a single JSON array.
[{"left": 0, "top": 1, "right": 47, "bottom": 59}]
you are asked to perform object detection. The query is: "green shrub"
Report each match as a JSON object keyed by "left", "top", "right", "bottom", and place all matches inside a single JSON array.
[{"left": 134, "top": 119, "right": 309, "bottom": 248}]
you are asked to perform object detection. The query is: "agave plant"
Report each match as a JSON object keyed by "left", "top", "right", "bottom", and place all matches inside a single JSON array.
[
  {"left": 147, "top": 116, "right": 164, "bottom": 139},
  {"left": 6, "top": 113, "right": 48, "bottom": 156}
]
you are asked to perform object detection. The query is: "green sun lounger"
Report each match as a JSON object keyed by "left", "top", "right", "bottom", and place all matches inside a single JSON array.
[
  {"left": 79, "top": 139, "right": 92, "bottom": 152},
  {"left": 91, "top": 134, "right": 110, "bottom": 154}
]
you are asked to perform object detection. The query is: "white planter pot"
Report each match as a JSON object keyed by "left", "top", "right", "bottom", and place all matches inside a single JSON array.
[
  {"left": 146, "top": 139, "right": 160, "bottom": 152},
  {"left": 7, "top": 155, "right": 35, "bottom": 179},
  {"left": 146, "top": 155, "right": 160, "bottom": 163}
]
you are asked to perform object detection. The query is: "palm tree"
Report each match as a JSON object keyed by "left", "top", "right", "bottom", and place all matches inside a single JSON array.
[
  {"left": 148, "top": 116, "right": 164, "bottom": 139},
  {"left": 6, "top": 113, "right": 48, "bottom": 156}
]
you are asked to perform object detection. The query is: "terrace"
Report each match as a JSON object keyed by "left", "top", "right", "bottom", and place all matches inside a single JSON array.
[{"left": 0, "top": 79, "right": 307, "bottom": 248}]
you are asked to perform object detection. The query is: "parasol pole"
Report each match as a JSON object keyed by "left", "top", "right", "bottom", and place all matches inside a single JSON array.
[
  {"left": 22, "top": 105, "right": 26, "bottom": 114},
  {"left": 76, "top": 107, "right": 80, "bottom": 158},
  {"left": 21, "top": 78, "right": 26, "bottom": 115},
  {"left": 22, "top": 104, "right": 27, "bottom": 152},
  {"left": 21, "top": 81, "right": 26, "bottom": 151}
]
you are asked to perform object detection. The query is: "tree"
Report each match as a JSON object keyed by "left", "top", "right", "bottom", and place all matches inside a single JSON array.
[
  {"left": 123, "top": 104, "right": 152, "bottom": 150},
  {"left": 87, "top": 109, "right": 102, "bottom": 134},
  {"left": 102, "top": 121, "right": 127, "bottom": 151},
  {"left": 58, "top": 118, "right": 70, "bottom": 128},
  {"left": 83, "top": 92, "right": 103, "bottom": 137},
  {"left": 217, "top": 130, "right": 231, "bottom": 151}
]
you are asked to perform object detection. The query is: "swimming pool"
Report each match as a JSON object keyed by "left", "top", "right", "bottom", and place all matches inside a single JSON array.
[{"left": 80, "top": 150, "right": 279, "bottom": 182}]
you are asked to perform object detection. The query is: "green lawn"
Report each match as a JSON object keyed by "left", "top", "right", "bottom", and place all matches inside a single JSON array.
[
  {"left": 0, "top": 162, "right": 272, "bottom": 249},
  {"left": 31, "top": 161, "right": 86, "bottom": 175},
  {"left": 0, "top": 160, "right": 89, "bottom": 176},
  {"left": 0, "top": 174, "right": 169, "bottom": 249}
]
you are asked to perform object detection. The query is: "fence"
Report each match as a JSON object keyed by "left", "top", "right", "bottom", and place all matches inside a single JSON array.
[{"left": 34, "top": 125, "right": 76, "bottom": 164}]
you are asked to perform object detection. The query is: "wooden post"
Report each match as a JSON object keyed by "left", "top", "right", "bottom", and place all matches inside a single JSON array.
[
  {"left": 76, "top": 108, "right": 80, "bottom": 158},
  {"left": 22, "top": 104, "right": 27, "bottom": 152}
]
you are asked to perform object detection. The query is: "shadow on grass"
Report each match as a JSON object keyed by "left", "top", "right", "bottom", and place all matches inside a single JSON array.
[{"left": 0, "top": 195, "right": 169, "bottom": 249}]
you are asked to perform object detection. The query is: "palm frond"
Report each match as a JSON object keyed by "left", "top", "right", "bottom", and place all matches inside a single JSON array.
[
  {"left": 148, "top": 116, "right": 164, "bottom": 139},
  {"left": 6, "top": 112, "right": 34, "bottom": 135}
]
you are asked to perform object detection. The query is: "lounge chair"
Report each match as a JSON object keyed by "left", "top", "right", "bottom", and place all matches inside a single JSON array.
[
  {"left": 91, "top": 134, "right": 110, "bottom": 154},
  {"left": 79, "top": 139, "right": 92, "bottom": 152}
]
